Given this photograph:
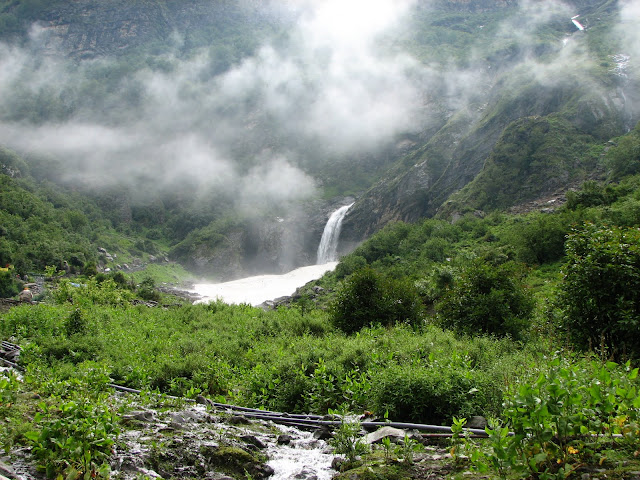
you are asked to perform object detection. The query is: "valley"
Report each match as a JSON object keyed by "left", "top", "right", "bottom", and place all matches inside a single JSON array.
[{"left": 1, "top": 0, "right": 640, "bottom": 478}]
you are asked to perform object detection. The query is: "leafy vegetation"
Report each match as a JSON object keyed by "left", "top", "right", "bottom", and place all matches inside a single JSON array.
[
  {"left": 435, "top": 259, "right": 534, "bottom": 339},
  {"left": 2, "top": 170, "right": 640, "bottom": 479},
  {"left": 329, "top": 266, "right": 423, "bottom": 334},
  {"left": 560, "top": 223, "right": 640, "bottom": 359},
  {"left": 0, "top": 0, "right": 639, "bottom": 477},
  {"left": 23, "top": 363, "right": 118, "bottom": 480},
  {"left": 468, "top": 357, "right": 640, "bottom": 479}
]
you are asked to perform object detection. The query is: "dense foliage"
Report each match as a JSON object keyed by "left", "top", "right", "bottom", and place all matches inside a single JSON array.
[
  {"left": 329, "top": 267, "right": 423, "bottom": 335},
  {"left": 2, "top": 173, "right": 640, "bottom": 478},
  {"left": 560, "top": 223, "right": 640, "bottom": 359},
  {"left": 435, "top": 259, "right": 534, "bottom": 339},
  {"left": 0, "top": 0, "right": 639, "bottom": 476}
]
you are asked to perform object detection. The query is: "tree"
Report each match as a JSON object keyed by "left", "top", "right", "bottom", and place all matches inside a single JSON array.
[
  {"left": 0, "top": 271, "right": 20, "bottom": 298},
  {"left": 605, "top": 122, "right": 640, "bottom": 180},
  {"left": 560, "top": 223, "right": 640, "bottom": 359},
  {"left": 435, "top": 259, "right": 534, "bottom": 339},
  {"left": 329, "top": 267, "right": 423, "bottom": 334}
]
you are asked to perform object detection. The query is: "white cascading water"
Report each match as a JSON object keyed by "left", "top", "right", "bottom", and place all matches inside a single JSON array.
[
  {"left": 191, "top": 203, "right": 353, "bottom": 306},
  {"left": 316, "top": 203, "right": 354, "bottom": 264}
]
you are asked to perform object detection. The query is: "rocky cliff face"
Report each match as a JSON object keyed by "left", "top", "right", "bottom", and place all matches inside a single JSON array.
[
  {"left": 2, "top": 0, "right": 636, "bottom": 276},
  {"left": 340, "top": 0, "right": 638, "bottom": 248},
  {"left": 176, "top": 197, "right": 355, "bottom": 280},
  {"left": 6, "top": 0, "right": 281, "bottom": 59}
]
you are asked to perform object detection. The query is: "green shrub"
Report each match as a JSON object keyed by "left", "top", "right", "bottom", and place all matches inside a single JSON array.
[
  {"left": 370, "top": 363, "right": 500, "bottom": 424},
  {"left": 605, "top": 122, "right": 640, "bottom": 179},
  {"left": 137, "top": 276, "right": 160, "bottom": 302},
  {"left": 64, "top": 308, "right": 87, "bottom": 336},
  {"left": 472, "top": 357, "right": 640, "bottom": 479},
  {"left": 329, "top": 414, "right": 369, "bottom": 464},
  {"left": 560, "top": 223, "right": 640, "bottom": 359},
  {"left": 0, "top": 270, "right": 20, "bottom": 298},
  {"left": 505, "top": 212, "right": 570, "bottom": 265},
  {"left": 329, "top": 267, "right": 423, "bottom": 334},
  {"left": 334, "top": 254, "right": 367, "bottom": 279},
  {"left": 24, "top": 363, "right": 119, "bottom": 480},
  {"left": 435, "top": 260, "right": 534, "bottom": 339},
  {"left": 83, "top": 262, "right": 97, "bottom": 276}
]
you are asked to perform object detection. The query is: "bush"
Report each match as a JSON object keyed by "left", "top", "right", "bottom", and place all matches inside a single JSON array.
[
  {"left": 370, "top": 363, "right": 500, "bottom": 424},
  {"left": 64, "top": 308, "right": 87, "bottom": 336},
  {"left": 472, "top": 357, "right": 640, "bottom": 479},
  {"left": 605, "top": 122, "right": 640, "bottom": 179},
  {"left": 506, "top": 212, "right": 570, "bottom": 265},
  {"left": 435, "top": 260, "right": 534, "bottom": 339},
  {"left": 137, "top": 276, "right": 160, "bottom": 302},
  {"left": 0, "top": 270, "right": 20, "bottom": 298},
  {"left": 329, "top": 267, "right": 423, "bottom": 335},
  {"left": 560, "top": 223, "right": 640, "bottom": 359}
]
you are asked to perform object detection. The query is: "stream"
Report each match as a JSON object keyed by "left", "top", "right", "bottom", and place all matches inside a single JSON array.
[{"left": 190, "top": 262, "right": 338, "bottom": 306}]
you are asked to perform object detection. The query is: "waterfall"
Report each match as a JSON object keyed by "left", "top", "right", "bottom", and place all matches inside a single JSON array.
[{"left": 316, "top": 203, "right": 354, "bottom": 264}]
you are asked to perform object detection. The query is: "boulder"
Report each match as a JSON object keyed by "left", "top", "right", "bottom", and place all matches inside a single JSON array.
[{"left": 363, "top": 426, "right": 407, "bottom": 445}]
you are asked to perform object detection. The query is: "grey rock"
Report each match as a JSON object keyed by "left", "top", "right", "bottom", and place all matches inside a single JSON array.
[
  {"left": 364, "top": 426, "right": 407, "bottom": 444},
  {"left": 466, "top": 416, "right": 487, "bottom": 429},
  {"left": 241, "top": 435, "right": 266, "bottom": 449},
  {"left": 122, "top": 410, "right": 155, "bottom": 422},
  {"left": 277, "top": 434, "right": 293, "bottom": 445},
  {"left": 293, "top": 467, "right": 318, "bottom": 479},
  {"left": 313, "top": 426, "right": 332, "bottom": 440},
  {"left": 331, "top": 457, "right": 346, "bottom": 471},
  {"left": 228, "top": 415, "right": 251, "bottom": 425}
]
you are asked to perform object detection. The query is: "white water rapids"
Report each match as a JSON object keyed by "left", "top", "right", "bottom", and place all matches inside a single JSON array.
[
  {"left": 191, "top": 262, "right": 337, "bottom": 306},
  {"left": 267, "top": 425, "right": 335, "bottom": 480},
  {"left": 191, "top": 203, "right": 353, "bottom": 306}
]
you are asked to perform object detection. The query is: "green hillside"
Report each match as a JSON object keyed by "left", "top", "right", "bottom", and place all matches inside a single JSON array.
[{"left": 2, "top": 2, "right": 640, "bottom": 476}]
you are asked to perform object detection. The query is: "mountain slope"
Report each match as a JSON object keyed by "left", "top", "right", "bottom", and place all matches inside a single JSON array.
[
  {"left": 0, "top": 0, "right": 638, "bottom": 276},
  {"left": 340, "top": 0, "right": 639, "bottom": 248}
]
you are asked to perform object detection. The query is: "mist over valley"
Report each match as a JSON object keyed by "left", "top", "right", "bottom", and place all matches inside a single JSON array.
[{"left": 0, "top": 0, "right": 638, "bottom": 280}]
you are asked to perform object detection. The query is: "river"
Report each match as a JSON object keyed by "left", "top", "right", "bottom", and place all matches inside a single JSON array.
[{"left": 190, "top": 262, "right": 338, "bottom": 306}]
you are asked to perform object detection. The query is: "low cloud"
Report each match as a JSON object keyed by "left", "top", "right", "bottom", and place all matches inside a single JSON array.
[
  {"left": 0, "top": 0, "right": 428, "bottom": 208},
  {"left": 618, "top": 0, "right": 640, "bottom": 60},
  {"left": 0, "top": 0, "right": 636, "bottom": 212}
]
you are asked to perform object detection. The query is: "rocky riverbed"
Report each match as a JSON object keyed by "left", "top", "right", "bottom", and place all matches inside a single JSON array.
[{"left": 0, "top": 380, "right": 458, "bottom": 480}]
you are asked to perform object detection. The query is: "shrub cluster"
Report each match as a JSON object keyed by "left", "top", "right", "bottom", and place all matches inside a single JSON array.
[
  {"left": 560, "top": 223, "right": 640, "bottom": 359},
  {"left": 329, "top": 267, "right": 423, "bottom": 334},
  {"left": 435, "top": 259, "right": 534, "bottom": 339}
]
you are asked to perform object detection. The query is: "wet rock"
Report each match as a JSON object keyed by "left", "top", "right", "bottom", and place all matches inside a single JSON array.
[
  {"left": 331, "top": 456, "right": 346, "bottom": 471},
  {"left": 254, "top": 463, "right": 275, "bottom": 478},
  {"left": 293, "top": 466, "right": 319, "bottom": 479},
  {"left": 169, "top": 409, "right": 207, "bottom": 424},
  {"left": 364, "top": 426, "right": 407, "bottom": 445},
  {"left": 313, "top": 426, "right": 332, "bottom": 440},
  {"left": 114, "top": 455, "right": 145, "bottom": 472},
  {"left": 228, "top": 415, "right": 251, "bottom": 425},
  {"left": 277, "top": 434, "right": 293, "bottom": 445},
  {"left": 204, "top": 473, "right": 234, "bottom": 480},
  {"left": 466, "top": 415, "right": 487, "bottom": 429},
  {"left": 0, "top": 460, "right": 17, "bottom": 480},
  {"left": 122, "top": 410, "right": 155, "bottom": 423},
  {"left": 241, "top": 435, "right": 267, "bottom": 449},
  {"left": 204, "top": 446, "right": 273, "bottom": 479}
]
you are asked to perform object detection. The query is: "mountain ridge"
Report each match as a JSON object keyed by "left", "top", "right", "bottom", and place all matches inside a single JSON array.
[{"left": 0, "top": 0, "right": 638, "bottom": 277}]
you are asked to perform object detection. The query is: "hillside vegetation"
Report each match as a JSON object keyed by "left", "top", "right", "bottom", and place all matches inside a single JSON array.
[
  {"left": 2, "top": 128, "right": 640, "bottom": 476},
  {"left": 2, "top": 0, "right": 640, "bottom": 478},
  {"left": 1, "top": 0, "right": 637, "bottom": 275}
]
